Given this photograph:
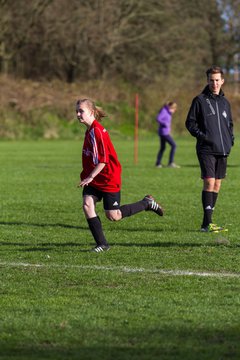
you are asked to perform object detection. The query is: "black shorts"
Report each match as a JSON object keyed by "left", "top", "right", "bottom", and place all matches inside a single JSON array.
[
  {"left": 197, "top": 153, "right": 227, "bottom": 179},
  {"left": 82, "top": 185, "right": 121, "bottom": 210}
]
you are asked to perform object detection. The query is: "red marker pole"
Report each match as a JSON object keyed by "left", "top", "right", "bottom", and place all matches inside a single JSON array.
[{"left": 134, "top": 93, "right": 139, "bottom": 164}]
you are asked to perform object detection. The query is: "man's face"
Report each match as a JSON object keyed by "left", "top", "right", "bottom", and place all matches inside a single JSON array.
[{"left": 208, "top": 73, "right": 224, "bottom": 95}]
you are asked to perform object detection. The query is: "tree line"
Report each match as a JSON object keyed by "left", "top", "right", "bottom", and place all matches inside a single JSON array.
[{"left": 0, "top": 0, "right": 239, "bottom": 84}]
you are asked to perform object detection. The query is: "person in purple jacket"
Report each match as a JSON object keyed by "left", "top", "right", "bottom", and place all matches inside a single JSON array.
[{"left": 155, "top": 101, "right": 180, "bottom": 168}]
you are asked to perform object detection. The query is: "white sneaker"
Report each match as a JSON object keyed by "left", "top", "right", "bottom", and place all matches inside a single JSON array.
[{"left": 168, "top": 163, "right": 180, "bottom": 168}]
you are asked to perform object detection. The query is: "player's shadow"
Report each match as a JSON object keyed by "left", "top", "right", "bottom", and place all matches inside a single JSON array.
[
  {"left": 110, "top": 241, "right": 239, "bottom": 248},
  {"left": 0, "top": 240, "right": 237, "bottom": 253},
  {"left": 226, "top": 164, "right": 240, "bottom": 168},
  {"left": 1, "top": 221, "right": 238, "bottom": 251},
  {"left": 0, "top": 241, "right": 85, "bottom": 250},
  {"left": 182, "top": 164, "right": 239, "bottom": 168},
  {"left": 0, "top": 220, "right": 86, "bottom": 230},
  {"left": 0, "top": 220, "right": 168, "bottom": 234},
  {"left": 182, "top": 164, "right": 199, "bottom": 168}
]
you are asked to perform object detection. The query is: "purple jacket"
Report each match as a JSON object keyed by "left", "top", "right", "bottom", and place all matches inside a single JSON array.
[{"left": 156, "top": 105, "right": 172, "bottom": 136}]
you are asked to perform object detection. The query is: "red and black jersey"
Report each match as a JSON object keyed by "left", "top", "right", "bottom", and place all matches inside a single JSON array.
[{"left": 81, "top": 120, "right": 122, "bottom": 192}]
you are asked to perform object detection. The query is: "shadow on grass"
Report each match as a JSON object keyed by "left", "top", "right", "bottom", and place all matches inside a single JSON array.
[
  {"left": 1, "top": 222, "right": 239, "bottom": 251},
  {"left": 181, "top": 164, "right": 199, "bottom": 168},
  {"left": 0, "top": 221, "right": 86, "bottom": 230},
  {"left": 0, "top": 323, "right": 239, "bottom": 360},
  {"left": 1, "top": 238, "right": 236, "bottom": 252},
  {"left": 110, "top": 241, "right": 240, "bottom": 248},
  {"left": 0, "top": 221, "right": 235, "bottom": 235},
  {"left": 0, "top": 221, "right": 166, "bottom": 233},
  {"left": 0, "top": 240, "right": 205, "bottom": 249},
  {"left": 183, "top": 163, "right": 239, "bottom": 168},
  {"left": 226, "top": 164, "right": 240, "bottom": 167}
]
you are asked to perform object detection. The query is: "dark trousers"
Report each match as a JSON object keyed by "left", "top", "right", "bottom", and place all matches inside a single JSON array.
[{"left": 156, "top": 134, "right": 176, "bottom": 165}]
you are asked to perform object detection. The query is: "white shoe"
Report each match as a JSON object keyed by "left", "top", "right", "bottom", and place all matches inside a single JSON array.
[{"left": 168, "top": 163, "right": 180, "bottom": 168}]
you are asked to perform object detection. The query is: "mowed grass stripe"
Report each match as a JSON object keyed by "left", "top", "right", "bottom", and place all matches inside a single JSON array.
[{"left": 1, "top": 261, "right": 240, "bottom": 278}]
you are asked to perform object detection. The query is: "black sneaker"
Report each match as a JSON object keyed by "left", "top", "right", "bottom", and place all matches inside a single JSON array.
[
  {"left": 143, "top": 195, "right": 164, "bottom": 216},
  {"left": 91, "top": 245, "right": 110, "bottom": 253}
]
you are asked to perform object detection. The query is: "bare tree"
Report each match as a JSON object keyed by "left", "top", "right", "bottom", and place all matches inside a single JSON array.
[{"left": 0, "top": 0, "right": 238, "bottom": 84}]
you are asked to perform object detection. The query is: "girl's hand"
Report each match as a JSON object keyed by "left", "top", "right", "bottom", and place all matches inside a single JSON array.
[{"left": 78, "top": 176, "right": 93, "bottom": 188}]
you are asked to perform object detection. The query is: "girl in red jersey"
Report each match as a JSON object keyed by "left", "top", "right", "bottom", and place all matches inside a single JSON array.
[{"left": 76, "top": 99, "right": 164, "bottom": 252}]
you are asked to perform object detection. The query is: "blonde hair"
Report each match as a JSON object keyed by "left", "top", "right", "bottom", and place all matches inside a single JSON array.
[
  {"left": 76, "top": 98, "right": 106, "bottom": 121},
  {"left": 166, "top": 101, "right": 177, "bottom": 111}
]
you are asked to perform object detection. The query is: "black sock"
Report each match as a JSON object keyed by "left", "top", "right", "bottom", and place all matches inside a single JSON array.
[
  {"left": 212, "top": 192, "right": 218, "bottom": 210},
  {"left": 87, "top": 216, "right": 108, "bottom": 247},
  {"left": 120, "top": 200, "right": 147, "bottom": 219},
  {"left": 202, "top": 191, "right": 213, "bottom": 227}
]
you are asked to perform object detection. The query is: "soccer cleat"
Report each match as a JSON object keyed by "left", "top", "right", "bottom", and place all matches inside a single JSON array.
[
  {"left": 156, "top": 164, "right": 163, "bottom": 168},
  {"left": 200, "top": 223, "right": 228, "bottom": 233},
  {"left": 91, "top": 245, "right": 110, "bottom": 253},
  {"left": 143, "top": 195, "right": 164, "bottom": 216}
]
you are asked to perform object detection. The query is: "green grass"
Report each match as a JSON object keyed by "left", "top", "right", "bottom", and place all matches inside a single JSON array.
[{"left": 0, "top": 136, "right": 240, "bottom": 360}]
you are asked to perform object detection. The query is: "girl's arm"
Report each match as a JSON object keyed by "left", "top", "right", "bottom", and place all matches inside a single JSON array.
[{"left": 79, "top": 163, "right": 106, "bottom": 187}]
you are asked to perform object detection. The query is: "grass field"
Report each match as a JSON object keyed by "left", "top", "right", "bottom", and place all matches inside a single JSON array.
[{"left": 0, "top": 136, "right": 240, "bottom": 360}]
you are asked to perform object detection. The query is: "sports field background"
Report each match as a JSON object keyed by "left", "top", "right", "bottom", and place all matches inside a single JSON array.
[{"left": 0, "top": 136, "right": 240, "bottom": 360}]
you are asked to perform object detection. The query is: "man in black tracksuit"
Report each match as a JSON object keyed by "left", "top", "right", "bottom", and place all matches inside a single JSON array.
[{"left": 186, "top": 66, "right": 234, "bottom": 232}]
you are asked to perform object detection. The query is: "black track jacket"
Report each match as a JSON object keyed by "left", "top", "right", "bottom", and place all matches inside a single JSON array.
[{"left": 185, "top": 86, "right": 234, "bottom": 156}]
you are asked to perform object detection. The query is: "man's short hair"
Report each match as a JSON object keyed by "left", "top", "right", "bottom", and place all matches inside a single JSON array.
[{"left": 206, "top": 66, "right": 224, "bottom": 78}]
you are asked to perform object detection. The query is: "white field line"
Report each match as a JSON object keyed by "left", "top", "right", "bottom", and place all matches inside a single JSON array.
[{"left": 0, "top": 261, "right": 240, "bottom": 278}]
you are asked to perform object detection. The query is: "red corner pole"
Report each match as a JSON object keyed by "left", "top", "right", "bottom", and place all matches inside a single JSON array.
[{"left": 134, "top": 93, "right": 139, "bottom": 164}]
